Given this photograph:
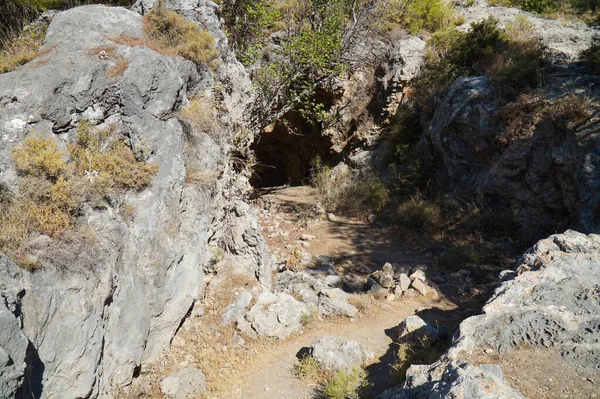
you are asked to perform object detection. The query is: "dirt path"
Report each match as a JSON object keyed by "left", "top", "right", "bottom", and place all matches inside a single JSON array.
[
  {"left": 224, "top": 186, "right": 463, "bottom": 399},
  {"left": 233, "top": 297, "right": 457, "bottom": 399}
]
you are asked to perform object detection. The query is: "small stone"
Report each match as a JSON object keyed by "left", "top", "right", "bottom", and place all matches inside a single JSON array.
[
  {"left": 327, "top": 213, "right": 337, "bottom": 222},
  {"left": 382, "top": 263, "right": 394, "bottom": 277},
  {"left": 160, "top": 368, "right": 206, "bottom": 399},
  {"left": 403, "top": 288, "right": 419, "bottom": 298},
  {"left": 367, "top": 214, "right": 377, "bottom": 223},
  {"left": 410, "top": 270, "right": 427, "bottom": 282},
  {"left": 399, "top": 273, "right": 411, "bottom": 292},
  {"left": 300, "top": 234, "right": 315, "bottom": 241},
  {"left": 380, "top": 275, "right": 394, "bottom": 288},
  {"left": 410, "top": 278, "right": 429, "bottom": 296}
]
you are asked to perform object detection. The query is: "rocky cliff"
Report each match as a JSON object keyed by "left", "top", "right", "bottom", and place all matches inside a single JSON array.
[
  {"left": 0, "top": 3, "right": 269, "bottom": 398},
  {"left": 378, "top": 230, "right": 600, "bottom": 398}
]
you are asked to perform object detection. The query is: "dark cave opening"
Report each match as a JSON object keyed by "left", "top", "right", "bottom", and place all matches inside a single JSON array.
[{"left": 250, "top": 111, "right": 336, "bottom": 188}]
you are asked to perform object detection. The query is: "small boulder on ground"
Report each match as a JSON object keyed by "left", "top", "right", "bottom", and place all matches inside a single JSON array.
[
  {"left": 222, "top": 290, "right": 253, "bottom": 325},
  {"left": 397, "top": 315, "right": 438, "bottom": 345},
  {"left": 309, "top": 336, "right": 369, "bottom": 370},
  {"left": 318, "top": 288, "right": 358, "bottom": 317},
  {"left": 237, "top": 292, "right": 309, "bottom": 340},
  {"left": 160, "top": 368, "right": 206, "bottom": 399}
]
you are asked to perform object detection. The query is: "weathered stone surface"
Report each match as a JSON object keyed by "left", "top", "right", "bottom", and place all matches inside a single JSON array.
[
  {"left": 426, "top": 75, "right": 600, "bottom": 234},
  {"left": 397, "top": 316, "right": 438, "bottom": 345},
  {"left": 222, "top": 290, "right": 253, "bottom": 325},
  {"left": 237, "top": 293, "right": 309, "bottom": 340},
  {"left": 377, "top": 360, "right": 525, "bottom": 399},
  {"left": 450, "top": 230, "right": 600, "bottom": 369},
  {"left": 276, "top": 271, "right": 357, "bottom": 317},
  {"left": 409, "top": 270, "right": 426, "bottom": 282},
  {"left": 0, "top": 260, "right": 28, "bottom": 399},
  {"left": 398, "top": 273, "right": 411, "bottom": 292},
  {"left": 380, "top": 230, "right": 600, "bottom": 398},
  {"left": 458, "top": 4, "right": 596, "bottom": 62},
  {"left": 310, "top": 336, "right": 365, "bottom": 371},
  {"left": 318, "top": 289, "right": 358, "bottom": 318},
  {"left": 409, "top": 279, "right": 428, "bottom": 297},
  {"left": 0, "top": 5, "right": 269, "bottom": 398},
  {"left": 160, "top": 368, "right": 206, "bottom": 399}
]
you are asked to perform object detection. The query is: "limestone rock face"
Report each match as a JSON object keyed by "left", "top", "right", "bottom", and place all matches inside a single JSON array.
[
  {"left": 309, "top": 336, "right": 367, "bottom": 371},
  {"left": 378, "top": 230, "right": 600, "bottom": 398},
  {"left": 458, "top": 3, "right": 596, "bottom": 62},
  {"left": 450, "top": 230, "right": 600, "bottom": 369},
  {"left": 236, "top": 292, "right": 310, "bottom": 340},
  {"left": 426, "top": 75, "right": 600, "bottom": 234},
  {"left": 377, "top": 361, "right": 525, "bottom": 399},
  {"left": 0, "top": 4, "right": 268, "bottom": 398}
]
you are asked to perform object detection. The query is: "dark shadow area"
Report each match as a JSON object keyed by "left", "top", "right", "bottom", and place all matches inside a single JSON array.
[
  {"left": 15, "top": 341, "right": 44, "bottom": 399},
  {"left": 250, "top": 112, "right": 337, "bottom": 188}
]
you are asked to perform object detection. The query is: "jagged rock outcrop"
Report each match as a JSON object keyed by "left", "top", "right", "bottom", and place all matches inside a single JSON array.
[
  {"left": 457, "top": 2, "right": 596, "bottom": 62},
  {"left": 450, "top": 230, "right": 600, "bottom": 368},
  {"left": 378, "top": 360, "right": 525, "bottom": 399},
  {"left": 309, "top": 336, "right": 372, "bottom": 371},
  {"left": 0, "top": 4, "right": 269, "bottom": 398},
  {"left": 378, "top": 230, "right": 600, "bottom": 398},
  {"left": 425, "top": 74, "right": 600, "bottom": 235}
]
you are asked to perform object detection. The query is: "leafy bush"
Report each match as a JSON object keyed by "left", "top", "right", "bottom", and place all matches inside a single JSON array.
[
  {"left": 438, "top": 244, "right": 481, "bottom": 270},
  {"left": 322, "top": 367, "right": 368, "bottom": 399},
  {"left": 397, "top": 199, "right": 442, "bottom": 232},
  {"left": 383, "top": 0, "right": 459, "bottom": 34},
  {"left": 144, "top": 7, "right": 219, "bottom": 68},
  {"left": 311, "top": 157, "right": 389, "bottom": 216},
  {"left": 415, "top": 17, "right": 545, "bottom": 112},
  {"left": 488, "top": 0, "right": 564, "bottom": 14},
  {"left": 0, "top": 23, "right": 47, "bottom": 73}
]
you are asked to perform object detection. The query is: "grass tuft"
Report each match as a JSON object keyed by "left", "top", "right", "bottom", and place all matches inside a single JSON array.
[{"left": 0, "top": 23, "right": 47, "bottom": 74}]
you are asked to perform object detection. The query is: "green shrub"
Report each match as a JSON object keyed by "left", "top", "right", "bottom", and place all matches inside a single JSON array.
[
  {"left": 415, "top": 17, "right": 545, "bottom": 111},
  {"left": 584, "top": 40, "right": 600, "bottom": 73},
  {"left": 143, "top": 7, "right": 219, "bottom": 68},
  {"left": 383, "top": 0, "right": 459, "bottom": 34},
  {"left": 390, "top": 340, "right": 443, "bottom": 384},
  {"left": 488, "top": 0, "right": 564, "bottom": 14},
  {"left": 438, "top": 244, "right": 481, "bottom": 270},
  {"left": 398, "top": 199, "right": 442, "bottom": 232},
  {"left": 322, "top": 367, "right": 368, "bottom": 399}
]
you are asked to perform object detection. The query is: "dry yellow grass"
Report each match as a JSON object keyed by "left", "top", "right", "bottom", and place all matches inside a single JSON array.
[
  {"left": 184, "top": 164, "right": 219, "bottom": 186},
  {"left": 178, "top": 96, "right": 221, "bottom": 136},
  {"left": 0, "top": 24, "right": 47, "bottom": 74},
  {"left": 107, "top": 57, "right": 129, "bottom": 78},
  {"left": 109, "top": 8, "right": 219, "bottom": 69}
]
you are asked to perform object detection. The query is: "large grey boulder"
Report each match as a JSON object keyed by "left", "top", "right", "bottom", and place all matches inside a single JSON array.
[
  {"left": 131, "top": 0, "right": 254, "bottom": 124},
  {"left": 458, "top": 4, "right": 596, "bottom": 62},
  {"left": 397, "top": 316, "right": 438, "bottom": 346},
  {"left": 0, "top": 4, "right": 268, "bottom": 398},
  {"left": 426, "top": 75, "right": 600, "bottom": 234},
  {"left": 450, "top": 230, "right": 600, "bottom": 369},
  {"left": 309, "top": 336, "right": 367, "bottom": 371},
  {"left": 0, "top": 275, "right": 28, "bottom": 399},
  {"left": 160, "top": 368, "right": 206, "bottom": 399},
  {"left": 236, "top": 293, "right": 310, "bottom": 340},
  {"left": 377, "top": 360, "right": 525, "bottom": 399}
]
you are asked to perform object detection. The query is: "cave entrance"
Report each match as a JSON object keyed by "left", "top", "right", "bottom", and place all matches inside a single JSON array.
[{"left": 250, "top": 111, "right": 335, "bottom": 188}]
